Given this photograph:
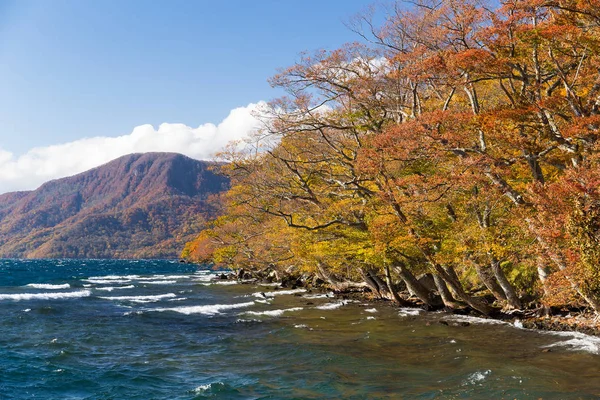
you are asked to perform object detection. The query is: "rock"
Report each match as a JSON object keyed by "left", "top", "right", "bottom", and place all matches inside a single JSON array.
[{"left": 439, "top": 320, "right": 449, "bottom": 326}]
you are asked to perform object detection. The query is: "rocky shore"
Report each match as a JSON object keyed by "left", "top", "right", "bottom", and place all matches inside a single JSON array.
[{"left": 211, "top": 267, "right": 600, "bottom": 338}]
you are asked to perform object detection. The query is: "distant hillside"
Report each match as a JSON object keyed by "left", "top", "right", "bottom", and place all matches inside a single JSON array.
[{"left": 0, "top": 152, "right": 228, "bottom": 259}]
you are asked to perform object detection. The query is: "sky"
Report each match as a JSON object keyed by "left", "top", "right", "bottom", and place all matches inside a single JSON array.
[{"left": 0, "top": 0, "right": 375, "bottom": 194}]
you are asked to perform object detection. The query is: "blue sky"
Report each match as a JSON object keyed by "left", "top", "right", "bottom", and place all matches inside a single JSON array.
[
  {"left": 0, "top": 0, "right": 376, "bottom": 193},
  {"left": 0, "top": 0, "right": 372, "bottom": 154}
]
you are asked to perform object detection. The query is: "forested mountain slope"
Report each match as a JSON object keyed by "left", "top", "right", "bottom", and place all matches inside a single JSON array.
[{"left": 0, "top": 152, "right": 228, "bottom": 259}]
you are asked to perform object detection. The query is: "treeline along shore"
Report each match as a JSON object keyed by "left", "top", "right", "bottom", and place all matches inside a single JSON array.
[{"left": 183, "top": 0, "right": 600, "bottom": 334}]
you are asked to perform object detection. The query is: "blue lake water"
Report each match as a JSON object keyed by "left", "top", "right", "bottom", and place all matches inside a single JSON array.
[{"left": 1, "top": 259, "right": 600, "bottom": 399}]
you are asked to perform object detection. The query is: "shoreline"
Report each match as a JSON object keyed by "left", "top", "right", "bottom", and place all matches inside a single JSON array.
[{"left": 215, "top": 270, "right": 600, "bottom": 339}]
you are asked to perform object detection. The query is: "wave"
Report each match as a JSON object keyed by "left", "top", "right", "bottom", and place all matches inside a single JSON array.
[
  {"left": 303, "top": 293, "right": 333, "bottom": 299},
  {"left": 252, "top": 289, "right": 306, "bottom": 298},
  {"left": 85, "top": 274, "right": 193, "bottom": 282},
  {"left": 85, "top": 274, "right": 142, "bottom": 281},
  {"left": 446, "top": 315, "right": 507, "bottom": 326},
  {"left": 194, "top": 383, "right": 213, "bottom": 393},
  {"left": 145, "top": 280, "right": 177, "bottom": 285},
  {"left": 398, "top": 308, "right": 422, "bottom": 317},
  {"left": 0, "top": 290, "right": 91, "bottom": 301},
  {"left": 364, "top": 308, "right": 378, "bottom": 313},
  {"left": 95, "top": 285, "right": 135, "bottom": 292},
  {"left": 244, "top": 307, "right": 303, "bottom": 317},
  {"left": 153, "top": 301, "right": 255, "bottom": 315},
  {"left": 25, "top": 283, "right": 71, "bottom": 290},
  {"left": 84, "top": 279, "right": 132, "bottom": 284},
  {"left": 99, "top": 293, "right": 176, "bottom": 303},
  {"left": 463, "top": 369, "right": 492, "bottom": 386},
  {"left": 154, "top": 275, "right": 195, "bottom": 280},
  {"left": 235, "top": 318, "right": 263, "bottom": 323},
  {"left": 315, "top": 300, "right": 351, "bottom": 310},
  {"left": 542, "top": 331, "right": 600, "bottom": 355}
]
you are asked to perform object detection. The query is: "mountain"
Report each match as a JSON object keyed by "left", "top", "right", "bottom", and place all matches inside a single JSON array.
[{"left": 0, "top": 152, "right": 228, "bottom": 259}]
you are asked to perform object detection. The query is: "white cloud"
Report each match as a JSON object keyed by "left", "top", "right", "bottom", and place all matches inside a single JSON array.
[{"left": 0, "top": 102, "right": 266, "bottom": 194}]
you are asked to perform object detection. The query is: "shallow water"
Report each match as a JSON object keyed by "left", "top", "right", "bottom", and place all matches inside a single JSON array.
[{"left": 1, "top": 259, "right": 599, "bottom": 399}]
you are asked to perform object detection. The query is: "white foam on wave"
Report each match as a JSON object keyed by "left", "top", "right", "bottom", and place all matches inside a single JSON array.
[
  {"left": 152, "top": 275, "right": 194, "bottom": 280},
  {"left": 258, "top": 283, "right": 281, "bottom": 287},
  {"left": 95, "top": 285, "right": 135, "bottom": 292},
  {"left": 244, "top": 307, "right": 303, "bottom": 317},
  {"left": 303, "top": 293, "right": 333, "bottom": 299},
  {"left": 145, "top": 280, "right": 177, "bottom": 285},
  {"left": 364, "top": 308, "right": 378, "bottom": 313},
  {"left": 86, "top": 275, "right": 133, "bottom": 280},
  {"left": 154, "top": 301, "right": 255, "bottom": 315},
  {"left": 542, "top": 330, "right": 600, "bottom": 354},
  {"left": 0, "top": 290, "right": 91, "bottom": 301},
  {"left": 99, "top": 293, "right": 176, "bottom": 303},
  {"left": 446, "top": 315, "right": 507, "bottom": 325},
  {"left": 192, "top": 275, "right": 216, "bottom": 282},
  {"left": 123, "top": 310, "right": 144, "bottom": 316},
  {"left": 197, "top": 281, "right": 238, "bottom": 286},
  {"left": 398, "top": 308, "right": 422, "bottom": 317},
  {"left": 252, "top": 289, "right": 306, "bottom": 298},
  {"left": 84, "top": 279, "right": 132, "bottom": 284},
  {"left": 194, "top": 384, "right": 212, "bottom": 392},
  {"left": 85, "top": 274, "right": 193, "bottom": 283},
  {"left": 315, "top": 300, "right": 352, "bottom": 310},
  {"left": 514, "top": 320, "right": 524, "bottom": 329},
  {"left": 192, "top": 271, "right": 221, "bottom": 280},
  {"left": 193, "top": 382, "right": 225, "bottom": 393},
  {"left": 25, "top": 283, "right": 71, "bottom": 290},
  {"left": 236, "top": 318, "right": 262, "bottom": 323},
  {"left": 463, "top": 370, "right": 492, "bottom": 385}
]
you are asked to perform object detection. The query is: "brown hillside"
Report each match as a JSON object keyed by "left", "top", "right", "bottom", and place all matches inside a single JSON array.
[{"left": 0, "top": 152, "right": 228, "bottom": 259}]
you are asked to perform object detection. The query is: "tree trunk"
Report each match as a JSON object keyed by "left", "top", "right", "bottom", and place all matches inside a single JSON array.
[
  {"left": 434, "top": 264, "right": 493, "bottom": 315},
  {"left": 393, "top": 265, "right": 442, "bottom": 308},
  {"left": 526, "top": 219, "right": 600, "bottom": 313},
  {"left": 537, "top": 260, "right": 551, "bottom": 296},
  {"left": 490, "top": 258, "right": 522, "bottom": 309},
  {"left": 316, "top": 263, "right": 367, "bottom": 292},
  {"left": 433, "top": 273, "right": 463, "bottom": 309},
  {"left": 384, "top": 264, "right": 411, "bottom": 306},
  {"left": 475, "top": 264, "right": 507, "bottom": 302},
  {"left": 359, "top": 268, "right": 386, "bottom": 298}
]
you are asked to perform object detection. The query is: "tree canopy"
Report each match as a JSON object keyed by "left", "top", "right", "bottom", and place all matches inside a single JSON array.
[{"left": 184, "top": 0, "right": 600, "bottom": 315}]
